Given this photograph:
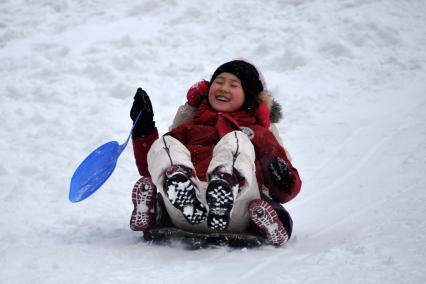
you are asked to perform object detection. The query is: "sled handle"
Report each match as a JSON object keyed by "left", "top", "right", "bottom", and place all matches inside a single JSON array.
[{"left": 119, "top": 111, "right": 142, "bottom": 154}]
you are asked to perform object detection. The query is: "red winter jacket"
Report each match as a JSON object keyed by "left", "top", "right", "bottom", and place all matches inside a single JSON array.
[{"left": 133, "top": 103, "right": 301, "bottom": 203}]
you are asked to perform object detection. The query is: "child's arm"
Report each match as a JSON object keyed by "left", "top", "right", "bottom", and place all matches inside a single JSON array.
[
  {"left": 130, "top": 88, "right": 158, "bottom": 176},
  {"left": 132, "top": 131, "right": 159, "bottom": 176},
  {"left": 252, "top": 126, "right": 301, "bottom": 203},
  {"left": 269, "top": 123, "right": 292, "bottom": 161}
]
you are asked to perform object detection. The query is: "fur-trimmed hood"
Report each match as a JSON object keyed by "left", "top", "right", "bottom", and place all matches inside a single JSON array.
[{"left": 258, "top": 90, "right": 283, "bottom": 123}]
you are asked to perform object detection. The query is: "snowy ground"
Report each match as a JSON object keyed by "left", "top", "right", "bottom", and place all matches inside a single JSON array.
[{"left": 1, "top": 0, "right": 426, "bottom": 283}]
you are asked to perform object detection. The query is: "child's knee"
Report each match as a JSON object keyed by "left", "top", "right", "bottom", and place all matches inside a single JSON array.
[{"left": 214, "top": 130, "right": 255, "bottom": 157}]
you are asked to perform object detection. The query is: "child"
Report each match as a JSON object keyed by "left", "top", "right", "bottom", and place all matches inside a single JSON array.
[{"left": 129, "top": 60, "right": 301, "bottom": 246}]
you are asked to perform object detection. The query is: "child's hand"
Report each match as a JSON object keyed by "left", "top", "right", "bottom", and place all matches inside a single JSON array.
[
  {"left": 186, "top": 80, "right": 209, "bottom": 107},
  {"left": 131, "top": 88, "right": 153, "bottom": 119},
  {"left": 269, "top": 157, "right": 293, "bottom": 193},
  {"left": 130, "top": 88, "right": 156, "bottom": 137}
]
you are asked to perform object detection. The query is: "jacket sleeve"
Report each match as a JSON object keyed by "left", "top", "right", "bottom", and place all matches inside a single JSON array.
[
  {"left": 132, "top": 130, "right": 159, "bottom": 176},
  {"left": 269, "top": 123, "right": 293, "bottom": 161},
  {"left": 252, "top": 126, "right": 302, "bottom": 203}
]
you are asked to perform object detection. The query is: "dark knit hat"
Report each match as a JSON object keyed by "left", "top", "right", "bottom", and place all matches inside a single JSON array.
[{"left": 210, "top": 60, "right": 264, "bottom": 110}]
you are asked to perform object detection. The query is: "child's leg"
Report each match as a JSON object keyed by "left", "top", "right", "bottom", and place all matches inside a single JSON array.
[
  {"left": 207, "top": 131, "right": 260, "bottom": 233},
  {"left": 147, "top": 135, "right": 208, "bottom": 231}
]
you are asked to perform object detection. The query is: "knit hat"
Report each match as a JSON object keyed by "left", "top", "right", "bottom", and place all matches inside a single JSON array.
[{"left": 210, "top": 60, "right": 264, "bottom": 110}]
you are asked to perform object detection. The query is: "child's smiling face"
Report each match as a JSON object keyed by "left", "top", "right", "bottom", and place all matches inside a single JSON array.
[{"left": 208, "top": 72, "right": 245, "bottom": 113}]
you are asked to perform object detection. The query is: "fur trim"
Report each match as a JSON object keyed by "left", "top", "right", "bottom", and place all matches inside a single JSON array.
[
  {"left": 270, "top": 99, "right": 283, "bottom": 123},
  {"left": 258, "top": 90, "right": 283, "bottom": 123}
]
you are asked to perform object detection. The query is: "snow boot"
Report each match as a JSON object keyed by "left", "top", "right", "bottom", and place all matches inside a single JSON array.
[
  {"left": 248, "top": 199, "right": 289, "bottom": 246},
  {"left": 164, "top": 165, "right": 207, "bottom": 225},
  {"left": 206, "top": 166, "right": 240, "bottom": 231},
  {"left": 130, "top": 177, "right": 157, "bottom": 231}
]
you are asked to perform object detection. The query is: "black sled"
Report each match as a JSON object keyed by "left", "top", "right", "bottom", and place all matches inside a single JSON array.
[{"left": 143, "top": 227, "right": 267, "bottom": 249}]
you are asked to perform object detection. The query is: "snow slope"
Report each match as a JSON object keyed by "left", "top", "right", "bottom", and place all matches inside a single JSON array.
[{"left": 1, "top": 0, "right": 425, "bottom": 283}]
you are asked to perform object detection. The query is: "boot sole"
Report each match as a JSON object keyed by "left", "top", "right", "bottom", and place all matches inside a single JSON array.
[
  {"left": 165, "top": 173, "right": 206, "bottom": 225},
  {"left": 249, "top": 199, "right": 288, "bottom": 246},
  {"left": 130, "top": 177, "right": 156, "bottom": 231},
  {"left": 206, "top": 180, "right": 234, "bottom": 231}
]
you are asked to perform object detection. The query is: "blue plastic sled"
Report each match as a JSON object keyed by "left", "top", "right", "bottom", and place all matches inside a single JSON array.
[{"left": 69, "top": 113, "right": 141, "bottom": 202}]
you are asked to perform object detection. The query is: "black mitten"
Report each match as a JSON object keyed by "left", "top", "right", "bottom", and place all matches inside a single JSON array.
[
  {"left": 269, "top": 157, "right": 293, "bottom": 193},
  {"left": 130, "top": 88, "right": 156, "bottom": 137}
]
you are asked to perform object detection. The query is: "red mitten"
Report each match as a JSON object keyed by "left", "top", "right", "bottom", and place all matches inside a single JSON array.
[{"left": 187, "top": 80, "right": 210, "bottom": 107}]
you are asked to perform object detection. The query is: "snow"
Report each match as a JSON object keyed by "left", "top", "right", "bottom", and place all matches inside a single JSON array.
[{"left": 1, "top": 0, "right": 425, "bottom": 283}]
